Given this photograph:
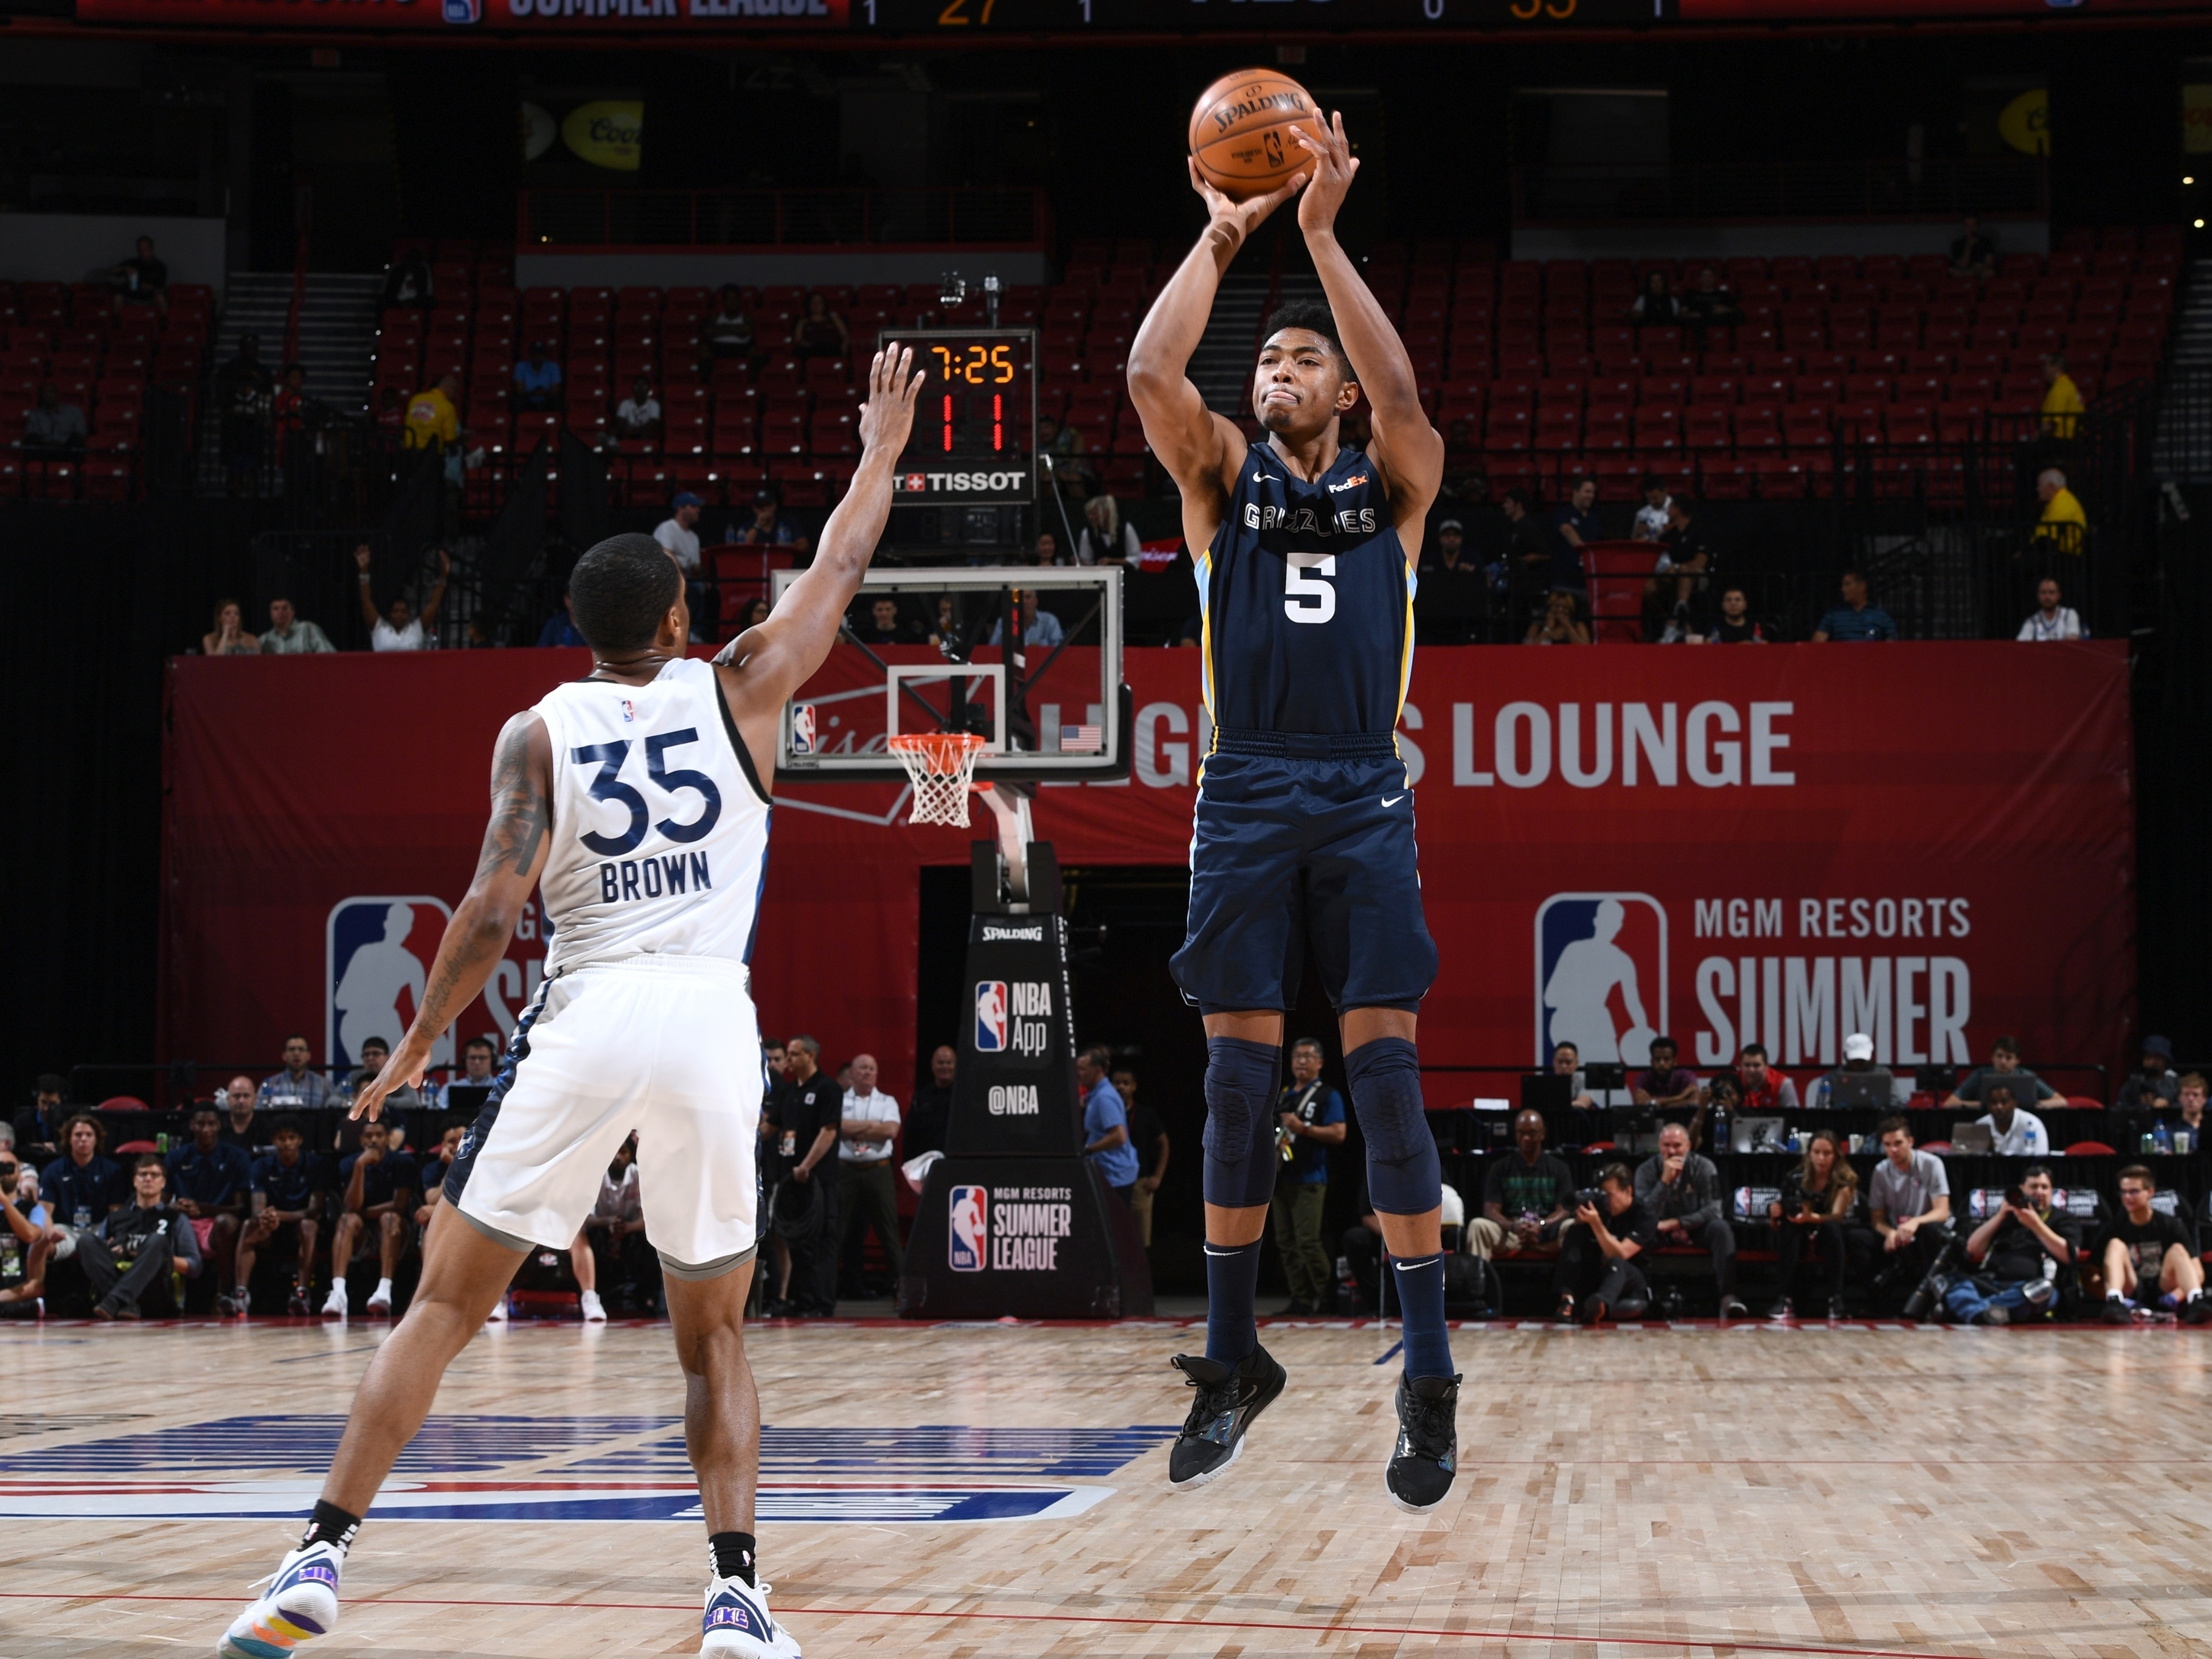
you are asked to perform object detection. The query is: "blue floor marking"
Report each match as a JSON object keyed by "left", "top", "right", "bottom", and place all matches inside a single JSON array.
[{"left": 1373, "top": 1339, "right": 1404, "bottom": 1366}]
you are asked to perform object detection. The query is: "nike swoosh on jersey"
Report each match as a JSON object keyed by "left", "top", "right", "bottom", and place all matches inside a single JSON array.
[{"left": 1381, "top": 794, "right": 1406, "bottom": 807}]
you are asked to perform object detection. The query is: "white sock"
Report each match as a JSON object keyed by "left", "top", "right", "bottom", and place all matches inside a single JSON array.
[
  {"left": 50, "top": 1231, "right": 76, "bottom": 1261},
  {"left": 2107, "top": 1289, "right": 2126, "bottom": 1301},
  {"left": 374, "top": 1279, "right": 393, "bottom": 1299}
]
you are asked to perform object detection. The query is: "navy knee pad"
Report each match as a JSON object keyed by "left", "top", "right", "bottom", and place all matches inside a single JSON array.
[
  {"left": 1201, "top": 1036, "right": 1281, "bottom": 1210},
  {"left": 1348, "top": 1036, "right": 1441, "bottom": 1215}
]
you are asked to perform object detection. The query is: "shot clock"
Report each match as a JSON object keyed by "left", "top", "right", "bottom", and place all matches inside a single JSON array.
[{"left": 883, "top": 328, "right": 1038, "bottom": 507}]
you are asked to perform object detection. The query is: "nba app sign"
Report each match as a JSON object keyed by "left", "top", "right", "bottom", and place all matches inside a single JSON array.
[
  {"left": 974, "top": 980, "right": 1053, "bottom": 1057},
  {"left": 327, "top": 897, "right": 456, "bottom": 1073},
  {"left": 946, "top": 1183, "right": 1073, "bottom": 1273},
  {"left": 1534, "top": 894, "right": 1667, "bottom": 1067}
]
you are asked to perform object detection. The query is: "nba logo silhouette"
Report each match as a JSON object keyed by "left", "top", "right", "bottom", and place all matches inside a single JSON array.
[
  {"left": 620, "top": 698, "right": 636, "bottom": 724},
  {"left": 442, "top": 0, "right": 481, "bottom": 23},
  {"left": 974, "top": 981, "right": 1008, "bottom": 1052},
  {"left": 1533, "top": 893, "right": 1667, "bottom": 1068},
  {"left": 327, "top": 897, "right": 457, "bottom": 1073},
  {"left": 791, "top": 704, "right": 817, "bottom": 755},
  {"left": 948, "top": 1185, "right": 988, "bottom": 1271}
]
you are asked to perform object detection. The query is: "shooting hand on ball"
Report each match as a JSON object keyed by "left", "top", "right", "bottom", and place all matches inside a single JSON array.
[
  {"left": 1292, "top": 111, "right": 1359, "bottom": 238},
  {"left": 1188, "top": 158, "right": 1305, "bottom": 256}
]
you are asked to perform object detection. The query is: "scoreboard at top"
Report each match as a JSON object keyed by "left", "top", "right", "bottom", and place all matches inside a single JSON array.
[{"left": 886, "top": 329, "right": 1038, "bottom": 509}]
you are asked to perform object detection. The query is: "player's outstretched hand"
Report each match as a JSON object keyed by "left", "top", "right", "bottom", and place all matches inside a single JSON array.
[
  {"left": 1188, "top": 158, "right": 1306, "bottom": 252},
  {"left": 350, "top": 1029, "right": 434, "bottom": 1123},
  {"left": 1292, "top": 110, "right": 1359, "bottom": 237},
  {"left": 857, "top": 344, "right": 924, "bottom": 457}
]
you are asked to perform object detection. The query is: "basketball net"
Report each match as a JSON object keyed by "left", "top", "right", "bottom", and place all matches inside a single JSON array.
[{"left": 886, "top": 732, "right": 990, "bottom": 827}]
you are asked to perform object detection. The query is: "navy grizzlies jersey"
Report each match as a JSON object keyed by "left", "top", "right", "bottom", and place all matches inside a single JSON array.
[{"left": 1199, "top": 443, "right": 1415, "bottom": 736}]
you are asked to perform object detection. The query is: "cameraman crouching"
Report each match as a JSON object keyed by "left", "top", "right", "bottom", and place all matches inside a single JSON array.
[
  {"left": 1553, "top": 1163, "right": 1659, "bottom": 1324},
  {"left": 1943, "top": 1164, "right": 2081, "bottom": 1325}
]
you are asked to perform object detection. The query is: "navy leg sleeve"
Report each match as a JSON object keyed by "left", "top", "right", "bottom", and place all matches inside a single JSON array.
[
  {"left": 1201, "top": 1036, "right": 1281, "bottom": 1211},
  {"left": 1347, "top": 1036, "right": 1441, "bottom": 1216}
]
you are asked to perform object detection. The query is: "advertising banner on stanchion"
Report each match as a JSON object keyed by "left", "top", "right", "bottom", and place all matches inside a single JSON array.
[{"left": 162, "top": 641, "right": 2133, "bottom": 1106}]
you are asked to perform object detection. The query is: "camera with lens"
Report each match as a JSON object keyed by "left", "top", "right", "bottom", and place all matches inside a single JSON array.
[
  {"left": 1572, "top": 1186, "right": 1608, "bottom": 1214},
  {"left": 1900, "top": 1231, "right": 1967, "bottom": 1321}
]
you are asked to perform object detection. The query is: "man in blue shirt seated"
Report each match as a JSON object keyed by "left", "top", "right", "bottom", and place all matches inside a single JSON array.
[
  {"left": 1077, "top": 1044, "right": 1140, "bottom": 1203},
  {"left": 513, "top": 342, "right": 564, "bottom": 412},
  {"left": 1811, "top": 569, "right": 1900, "bottom": 642},
  {"left": 40, "top": 1115, "right": 125, "bottom": 1231},
  {"left": 231, "top": 1116, "right": 327, "bottom": 1316},
  {"left": 324, "top": 1118, "right": 420, "bottom": 1318},
  {"left": 1272, "top": 1038, "right": 1347, "bottom": 1315},
  {"left": 168, "top": 1105, "right": 254, "bottom": 1310}
]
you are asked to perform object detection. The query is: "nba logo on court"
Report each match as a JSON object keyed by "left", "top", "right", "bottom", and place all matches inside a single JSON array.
[
  {"left": 327, "top": 897, "right": 456, "bottom": 1073},
  {"left": 974, "top": 981, "right": 1008, "bottom": 1052},
  {"left": 1533, "top": 893, "right": 1668, "bottom": 1068},
  {"left": 948, "top": 1185, "right": 988, "bottom": 1271}
]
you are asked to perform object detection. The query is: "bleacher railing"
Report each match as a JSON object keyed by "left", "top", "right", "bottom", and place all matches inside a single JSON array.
[
  {"left": 1513, "top": 158, "right": 2048, "bottom": 224},
  {"left": 518, "top": 187, "right": 1052, "bottom": 251}
]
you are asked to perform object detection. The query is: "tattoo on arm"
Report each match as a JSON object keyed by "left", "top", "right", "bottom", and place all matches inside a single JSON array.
[{"left": 476, "top": 722, "right": 551, "bottom": 880}]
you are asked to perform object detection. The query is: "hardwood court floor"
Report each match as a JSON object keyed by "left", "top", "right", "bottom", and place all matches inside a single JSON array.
[{"left": 3, "top": 1314, "right": 2210, "bottom": 1658}]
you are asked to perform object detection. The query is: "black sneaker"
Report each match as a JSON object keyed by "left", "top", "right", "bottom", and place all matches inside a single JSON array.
[
  {"left": 1167, "top": 1345, "right": 1286, "bottom": 1491},
  {"left": 287, "top": 1284, "right": 313, "bottom": 1318},
  {"left": 1385, "top": 1373, "right": 1460, "bottom": 1512},
  {"left": 2186, "top": 1296, "right": 2212, "bottom": 1326},
  {"left": 2101, "top": 1298, "right": 2132, "bottom": 1325}
]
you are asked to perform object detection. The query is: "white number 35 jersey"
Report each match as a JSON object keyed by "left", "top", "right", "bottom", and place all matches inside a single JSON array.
[{"left": 532, "top": 658, "right": 771, "bottom": 976}]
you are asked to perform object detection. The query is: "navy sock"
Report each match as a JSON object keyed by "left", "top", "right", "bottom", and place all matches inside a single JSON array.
[
  {"left": 299, "top": 1499, "right": 362, "bottom": 1554},
  {"left": 1391, "top": 1253, "right": 1454, "bottom": 1380},
  {"left": 710, "top": 1530, "right": 757, "bottom": 1587},
  {"left": 1204, "top": 1237, "right": 1264, "bottom": 1365}
]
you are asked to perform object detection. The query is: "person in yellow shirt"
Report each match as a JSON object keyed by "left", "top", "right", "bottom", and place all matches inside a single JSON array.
[
  {"left": 2034, "top": 467, "right": 2086, "bottom": 554},
  {"left": 402, "top": 374, "right": 461, "bottom": 450},
  {"left": 2039, "top": 352, "right": 2084, "bottom": 439}
]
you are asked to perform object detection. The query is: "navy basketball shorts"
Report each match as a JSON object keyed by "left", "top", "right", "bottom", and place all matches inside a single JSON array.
[{"left": 1171, "top": 729, "right": 1440, "bottom": 1014}]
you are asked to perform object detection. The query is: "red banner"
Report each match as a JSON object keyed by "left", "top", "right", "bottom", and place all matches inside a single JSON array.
[
  {"left": 162, "top": 641, "right": 2134, "bottom": 1105},
  {"left": 76, "top": 0, "right": 848, "bottom": 32}
]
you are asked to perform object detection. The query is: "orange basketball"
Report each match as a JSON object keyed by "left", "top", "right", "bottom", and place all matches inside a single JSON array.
[{"left": 1188, "top": 69, "right": 1322, "bottom": 202}]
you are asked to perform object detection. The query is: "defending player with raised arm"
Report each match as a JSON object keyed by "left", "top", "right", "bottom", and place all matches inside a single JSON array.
[
  {"left": 216, "top": 346, "right": 923, "bottom": 1659},
  {"left": 1128, "top": 115, "right": 1461, "bottom": 1512}
]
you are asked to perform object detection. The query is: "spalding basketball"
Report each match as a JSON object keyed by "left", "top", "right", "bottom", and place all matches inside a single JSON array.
[{"left": 1188, "top": 70, "right": 1322, "bottom": 202}]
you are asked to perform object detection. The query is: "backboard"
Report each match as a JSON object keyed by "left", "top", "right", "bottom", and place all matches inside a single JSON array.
[{"left": 774, "top": 565, "right": 1129, "bottom": 785}]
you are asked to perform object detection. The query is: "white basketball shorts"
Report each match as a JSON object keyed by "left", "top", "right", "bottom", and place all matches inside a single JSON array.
[{"left": 456, "top": 954, "right": 761, "bottom": 1267}]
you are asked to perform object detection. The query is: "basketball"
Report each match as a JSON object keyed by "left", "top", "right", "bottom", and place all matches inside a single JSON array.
[{"left": 1188, "top": 69, "right": 1322, "bottom": 201}]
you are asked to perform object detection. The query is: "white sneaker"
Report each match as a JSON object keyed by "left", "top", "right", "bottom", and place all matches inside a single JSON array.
[
  {"left": 485, "top": 1296, "right": 508, "bottom": 1324},
  {"left": 217, "top": 1540, "right": 344, "bottom": 1657},
  {"left": 365, "top": 1281, "right": 392, "bottom": 1315},
  {"left": 320, "top": 1283, "right": 347, "bottom": 1318},
  {"left": 701, "top": 1572, "right": 802, "bottom": 1657},
  {"left": 580, "top": 1290, "right": 608, "bottom": 1323}
]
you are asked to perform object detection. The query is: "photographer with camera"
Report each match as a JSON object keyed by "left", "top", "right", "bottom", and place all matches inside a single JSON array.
[
  {"left": 1766, "top": 1130, "right": 1863, "bottom": 1319},
  {"left": 1634, "top": 1121, "right": 1746, "bottom": 1317},
  {"left": 1943, "top": 1165, "right": 2081, "bottom": 1325},
  {"left": 2098, "top": 1166, "right": 2211, "bottom": 1324},
  {"left": 1552, "top": 1164, "right": 1659, "bottom": 1324},
  {"left": 1868, "top": 1115, "right": 1952, "bottom": 1295}
]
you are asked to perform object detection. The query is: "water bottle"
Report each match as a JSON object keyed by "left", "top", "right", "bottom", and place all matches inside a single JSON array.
[
  {"left": 156, "top": 1132, "right": 169, "bottom": 1155},
  {"left": 2155, "top": 1120, "right": 2173, "bottom": 1155}
]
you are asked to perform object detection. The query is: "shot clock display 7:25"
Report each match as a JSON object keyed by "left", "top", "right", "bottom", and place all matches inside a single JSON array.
[{"left": 882, "top": 328, "right": 1038, "bottom": 508}]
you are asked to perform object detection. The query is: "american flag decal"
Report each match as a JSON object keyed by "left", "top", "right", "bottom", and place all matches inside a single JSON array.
[{"left": 1060, "top": 725, "right": 1103, "bottom": 754}]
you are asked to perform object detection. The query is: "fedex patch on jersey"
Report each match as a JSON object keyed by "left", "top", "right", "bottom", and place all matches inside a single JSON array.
[
  {"left": 948, "top": 1185, "right": 988, "bottom": 1271},
  {"left": 974, "top": 980, "right": 1008, "bottom": 1052},
  {"left": 1533, "top": 892, "right": 1668, "bottom": 1069},
  {"left": 327, "top": 897, "right": 456, "bottom": 1073}
]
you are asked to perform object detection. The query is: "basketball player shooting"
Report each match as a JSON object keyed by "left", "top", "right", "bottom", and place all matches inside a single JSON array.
[
  {"left": 215, "top": 346, "right": 924, "bottom": 1659},
  {"left": 1127, "top": 112, "right": 1458, "bottom": 1509}
]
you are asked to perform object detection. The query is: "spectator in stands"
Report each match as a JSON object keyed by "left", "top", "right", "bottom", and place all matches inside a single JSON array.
[
  {"left": 792, "top": 293, "right": 850, "bottom": 360},
  {"left": 1733, "top": 1044, "right": 1799, "bottom": 1113},
  {"left": 1869, "top": 1114, "right": 1951, "bottom": 1278},
  {"left": 1524, "top": 590, "right": 1590, "bottom": 646},
  {"left": 2168, "top": 1073, "right": 2208, "bottom": 1145},
  {"left": 217, "top": 336, "right": 274, "bottom": 494},
  {"left": 355, "top": 544, "right": 451, "bottom": 652},
  {"left": 576, "top": 1133, "right": 650, "bottom": 1318},
  {"left": 1806, "top": 1032, "right": 1910, "bottom": 1108},
  {"left": 218, "top": 1076, "right": 265, "bottom": 1156},
  {"left": 260, "top": 596, "right": 335, "bottom": 655},
  {"left": 272, "top": 363, "right": 316, "bottom": 479},
  {"left": 1031, "top": 530, "right": 1060, "bottom": 566},
  {"left": 1704, "top": 583, "right": 1771, "bottom": 644},
  {"left": 1633, "top": 1036, "right": 1700, "bottom": 1110},
  {"left": 1949, "top": 217, "right": 1997, "bottom": 280},
  {"left": 323, "top": 1116, "right": 418, "bottom": 1317},
  {"left": 836, "top": 1052, "right": 903, "bottom": 1298},
  {"left": 701, "top": 285, "right": 758, "bottom": 375},
  {"left": 537, "top": 588, "right": 589, "bottom": 649},
  {"left": 381, "top": 249, "right": 432, "bottom": 311},
  {"left": 0, "top": 1151, "right": 54, "bottom": 1316},
  {"left": 1077, "top": 1045, "right": 1139, "bottom": 1205},
  {"left": 906, "top": 1045, "right": 956, "bottom": 1160},
  {"left": 231, "top": 1115, "right": 325, "bottom": 1316},
  {"left": 2034, "top": 468, "right": 2086, "bottom": 554},
  {"left": 1550, "top": 477, "right": 1599, "bottom": 592},
  {"left": 1632, "top": 476, "right": 1673, "bottom": 542},
  {"left": 1635, "top": 1120, "right": 1745, "bottom": 1316},
  {"left": 1975, "top": 1082, "right": 2049, "bottom": 1156},
  {"left": 1471, "top": 1109, "right": 1575, "bottom": 1262},
  {"left": 2040, "top": 352, "right": 2085, "bottom": 439},
  {"left": 2115, "top": 1035, "right": 2180, "bottom": 1115},
  {"left": 1943, "top": 1163, "right": 2079, "bottom": 1325},
  {"left": 855, "top": 596, "right": 906, "bottom": 644},
  {"left": 1680, "top": 266, "right": 1741, "bottom": 333},
  {"left": 168, "top": 1105, "right": 251, "bottom": 1308},
  {"left": 414, "top": 1121, "right": 465, "bottom": 1231},
  {"left": 2018, "top": 576, "right": 2084, "bottom": 641},
  {"left": 344, "top": 1037, "right": 418, "bottom": 1149},
  {"left": 1037, "top": 414, "right": 1095, "bottom": 502},
  {"left": 1420, "top": 519, "right": 1476, "bottom": 574},
  {"left": 19, "top": 382, "right": 86, "bottom": 453},
  {"left": 513, "top": 343, "right": 564, "bottom": 413},
  {"left": 109, "top": 234, "right": 168, "bottom": 315},
  {"left": 15, "top": 1074, "right": 68, "bottom": 1164},
  {"left": 2099, "top": 1165, "right": 2210, "bottom": 1323},
  {"left": 1943, "top": 1035, "right": 2061, "bottom": 1113},
  {"left": 654, "top": 493, "right": 708, "bottom": 636},
  {"left": 612, "top": 375, "right": 662, "bottom": 446},
  {"left": 1555, "top": 1163, "right": 1657, "bottom": 1323},
  {"left": 731, "top": 487, "right": 808, "bottom": 552},
  {"left": 988, "top": 593, "right": 1064, "bottom": 649},
  {"left": 1077, "top": 493, "right": 1140, "bottom": 565},
  {"left": 431, "top": 1036, "right": 499, "bottom": 1110},
  {"left": 740, "top": 597, "right": 772, "bottom": 630},
  {"left": 1503, "top": 489, "right": 1555, "bottom": 624},
  {"left": 258, "top": 1033, "right": 336, "bottom": 1112},
  {"left": 1766, "top": 1129, "right": 1861, "bottom": 1319},
  {"left": 403, "top": 372, "right": 461, "bottom": 454},
  {"left": 1629, "top": 271, "right": 1679, "bottom": 327},
  {"left": 48, "top": 1154, "right": 201, "bottom": 1320},
  {"left": 1115, "top": 1065, "right": 1170, "bottom": 1249},
  {"left": 1273, "top": 1038, "right": 1347, "bottom": 1315},
  {"left": 41, "top": 1115, "right": 125, "bottom": 1231},
  {"left": 1649, "top": 498, "right": 1711, "bottom": 642},
  {"left": 202, "top": 598, "right": 259, "bottom": 658},
  {"left": 1810, "top": 569, "right": 1899, "bottom": 642}
]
